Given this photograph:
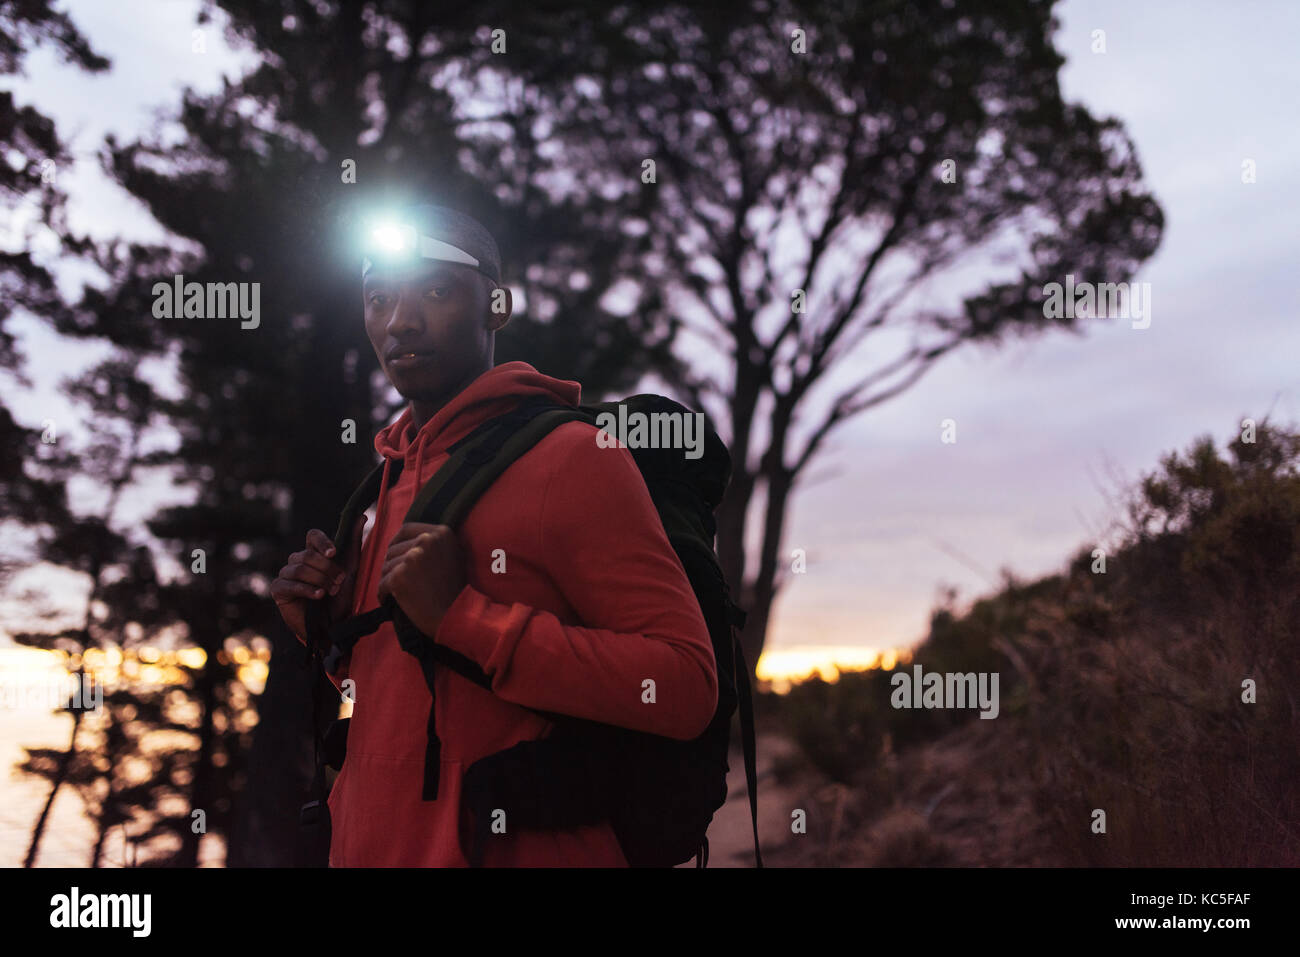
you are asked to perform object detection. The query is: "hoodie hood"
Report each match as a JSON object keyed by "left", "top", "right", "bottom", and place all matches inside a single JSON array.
[{"left": 375, "top": 360, "right": 581, "bottom": 467}]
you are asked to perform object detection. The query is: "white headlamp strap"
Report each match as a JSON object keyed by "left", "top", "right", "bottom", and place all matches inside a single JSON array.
[{"left": 362, "top": 233, "right": 482, "bottom": 277}]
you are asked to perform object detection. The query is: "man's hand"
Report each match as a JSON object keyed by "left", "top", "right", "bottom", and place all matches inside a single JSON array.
[
  {"left": 271, "top": 516, "right": 368, "bottom": 644},
  {"left": 377, "top": 523, "right": 465, "bottom": 638}
]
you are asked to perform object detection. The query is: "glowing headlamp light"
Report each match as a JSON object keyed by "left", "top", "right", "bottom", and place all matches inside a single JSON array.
[
  {"left": 362, "top": 220, "right": 483, "bottom": 277},
  {"left": 371, "top": 222, "right": 417, "bottom": 253}
]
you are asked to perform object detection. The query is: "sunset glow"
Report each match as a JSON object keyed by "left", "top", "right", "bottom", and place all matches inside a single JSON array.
[{"left": 756, "top": 644, "right": 914, "bottom": 694}]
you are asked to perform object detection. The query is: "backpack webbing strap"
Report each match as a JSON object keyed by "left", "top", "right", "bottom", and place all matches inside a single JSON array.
[
  {"left": 395, "top": 403, "right": 585, "bottom": 808},
  {"left": 314, "top": 399, "right": 587, "bottom": 806},
  {"left": 297, "top": 642, "right": 332, "bottom": 866},
  {"left": 397, "top": 612, "right": 443, "bottom": 799},
  {"left": 302, "top": 458, "right": 393, "bottom": 662},
  {"left": 310, "top": 401, "right": 574, "bottom": 674},
  {"left": 333, "top": 459, "right": 392, "bottom": 553},
  {"left": 405, "top": 404, "right": 586, "bottom": 528},
  {"left": 299, "top": 459, "right": 394, "bottom": 857},
  {"left": 733, "top": 630, "right": 764, "bottom": 868},
  {"left": 297, "top": 399, "right": 585, "bottom": 852},
  {"left": 465, "top": 793, "right": 495, "bottom": 868}
]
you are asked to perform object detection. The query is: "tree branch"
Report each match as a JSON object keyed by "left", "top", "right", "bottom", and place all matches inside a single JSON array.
[
  {"left": 764, "top": 114, "right": 865, "bottom": 363},
  {"left": 792, "top": 337, "right": 958, "bottom": 473}
]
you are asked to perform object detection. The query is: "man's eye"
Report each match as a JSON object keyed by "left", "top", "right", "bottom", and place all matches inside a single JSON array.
[
  {"left": 368, "top": 293, "right": 390, "bottom": 307},
  {"left": 425, "top": 285, "right": 450, "bottom": 299}
]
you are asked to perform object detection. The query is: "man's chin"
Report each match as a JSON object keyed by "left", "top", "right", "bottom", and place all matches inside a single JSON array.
[
  {"left": 390, "top": 375, "right": 451, "bottom": 405},
  {"left": 385, "top": 363, "right": 439, "bottom": 391}
]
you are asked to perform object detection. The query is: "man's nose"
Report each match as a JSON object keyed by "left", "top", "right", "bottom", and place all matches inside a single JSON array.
[{"left": 386, "top": 288, "right": 424, "bottom": 336}]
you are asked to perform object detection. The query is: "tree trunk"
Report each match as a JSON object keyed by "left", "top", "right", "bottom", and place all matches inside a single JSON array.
[
  {"left": 715, "top": 370, "right": 762, "bottom": 674},
  {"left": 90, "top": 702, "right": 126, "bottom": 867},
  {"left": 227, "top": 629, "right": 338, "bottom": 866},
  {"left": 227, "top": 306, "right": 365, "bottom": 866},
  {"left": 178, "top": 636, "right": 217, "bottom": 868},
  {"left": 738, "top": 467, "right": 795, "bottom": 680},
  {"left": 24, "top": 706, "right": 83, "bottom": 868}
]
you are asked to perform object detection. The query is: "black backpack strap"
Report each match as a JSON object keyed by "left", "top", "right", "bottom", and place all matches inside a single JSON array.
[
  {"left": 383, "top": 398, "right": 584, "bottom": 668},
  {"left": 298, "top": 459, "right": 394, "bottom": 858},
  {"left": 732, "top": 625, "right": 764, "bottom": 868},
  {"left": 381, "top": 398, "right": 584, "bottom": 654},
  {"left": 406, "top": 402, "right": 587, "bottom": 528},
  {"left": 320, "top": 605, "right": 389, "bottom": 675},
  {"left": 297, "top": 399, "right": 589, "bottom": 856},
  {"left": 296, "top": 642, "right": 332, "bottom": 866},
  {"left": 310, "top": 399, "right": 589, "bottom": 807},
  {"left": 302, "top": 458, "right": 395, "bottom": 659},
  {"left": 306, "top": 401, "right": 577, "bottom": 672},
  {"left": 397, "top": 401, "right": 587, "bottom": 807}
]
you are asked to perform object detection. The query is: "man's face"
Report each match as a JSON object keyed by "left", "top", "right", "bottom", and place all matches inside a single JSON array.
[{"left": 363, "top": 259, "right": 502, "bottom": 402}]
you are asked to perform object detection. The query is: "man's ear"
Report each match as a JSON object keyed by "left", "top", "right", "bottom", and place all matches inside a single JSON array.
[{"left": 486, "top": 284, "right": 513, "bottom": 332}]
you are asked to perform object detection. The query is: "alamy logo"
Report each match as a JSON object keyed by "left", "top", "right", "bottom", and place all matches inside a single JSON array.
[
  {"left": 595, "top": 404, "right": 706, "bottom": 460},
  {"left": 152, "top": 274, "right": 261, "bottom": 329},
  {"left": 1042, "top": 273, "right": 1151, "bottom": 329},
  {"left": 49, "top": 887, "right": 151, "bottom": 937},
  {"left": 0, "top": 671, "right": 101, "bottom": 713},
  {"left": 890, "top": 665, "right": 1000, "bottom": 719}
]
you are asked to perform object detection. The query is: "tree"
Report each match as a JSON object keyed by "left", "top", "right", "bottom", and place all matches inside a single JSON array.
[
  {"left": 471, "top": 0, "right": 1165, "bottom": 670},
  {"left": 0, "top": 0, "right": 106, "bottom": 539},
  {"left": 2, "top": 7, "right": 250, "bottom": 866},
  {"left": 0, "top": 0, "right": 109, "bottom": 867},
  {"left": 11, "top": 357, "right": 248, "bottom": 867}
]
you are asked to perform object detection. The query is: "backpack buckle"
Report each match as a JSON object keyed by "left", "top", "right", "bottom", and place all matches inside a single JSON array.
[
  {"left": 726, "top": 601, "right": 747, "bottom": 630},
  {"left": 299, "top": 799, "right": 324, "bottom": 829}
]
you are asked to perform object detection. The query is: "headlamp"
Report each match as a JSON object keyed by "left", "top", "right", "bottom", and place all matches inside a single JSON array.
[
  {"left": 362, "top": 220, "right": 484, "bottom": 278},
  {"left": 371, "top": 222, "right": 417, "bottom": 254}
]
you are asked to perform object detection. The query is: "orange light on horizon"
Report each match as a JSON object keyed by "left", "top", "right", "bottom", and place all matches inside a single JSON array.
[
  {"left": 755, "top": 644, "right": 912, "bottom": 694},
  {"left": 6, "top": 638, "right": 918, "bottom": 699}
]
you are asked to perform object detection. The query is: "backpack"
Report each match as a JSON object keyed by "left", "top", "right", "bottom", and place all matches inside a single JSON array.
[{"left": 298, "top": 394, "right": 762, "bottom": 868}]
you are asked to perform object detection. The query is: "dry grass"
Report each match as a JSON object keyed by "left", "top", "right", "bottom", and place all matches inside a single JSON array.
[{"left": 765, "top": 422, "right": 1300, "bottom": 866}]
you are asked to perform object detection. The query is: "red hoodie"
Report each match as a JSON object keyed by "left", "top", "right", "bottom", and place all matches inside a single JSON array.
[{"left": 321, "top": 361, "right": 718, "bottom": 866}]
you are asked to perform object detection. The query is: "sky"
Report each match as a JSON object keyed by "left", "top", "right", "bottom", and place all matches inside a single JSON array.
[
  {"left": 1, "top": 0, "right": 1297, "bottom": 674},
  {"left": 768, "top": 0, "right": 1300, "bottom": 657}
]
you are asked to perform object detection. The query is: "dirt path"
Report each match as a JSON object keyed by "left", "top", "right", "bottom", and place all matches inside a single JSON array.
[{"left": 687, "top": 730, "right": 819, "bottom": 867}]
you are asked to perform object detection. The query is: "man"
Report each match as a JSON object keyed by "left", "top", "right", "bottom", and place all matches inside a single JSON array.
[{"left": 271, "top": 203, "right": 718, "bottom": 866}]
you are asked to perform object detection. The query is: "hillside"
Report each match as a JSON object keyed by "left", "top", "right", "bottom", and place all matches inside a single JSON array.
[{"left": 745, "top": 422, "right": 1300, "bottom": 867}]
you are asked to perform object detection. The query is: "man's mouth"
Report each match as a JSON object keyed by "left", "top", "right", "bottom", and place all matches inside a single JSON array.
[{"left": 388, "top": 348, "right": 435, "bottom": 367}]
